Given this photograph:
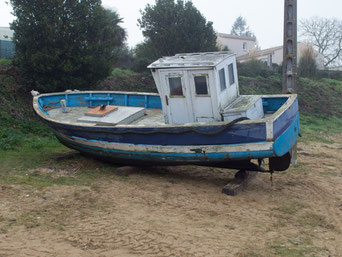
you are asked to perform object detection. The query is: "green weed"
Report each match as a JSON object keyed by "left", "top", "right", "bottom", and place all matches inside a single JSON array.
[
  {"left": 0, "top": 170, "right": 83, "bottom": 189},
  {"left": 299, "top": 212, "right": 336, "bottom": 231},
  {"left": 270, "top": 244, "right": 312, "bottom": 257},
  {"left": 274, "top": 202, "right": 306, "bottom": 215},
  {"left": 269, "top": 237, "right": 323, "bottom": 257},
  {"left": 110, "top": 67, "right": 138, "bottom": 77},
  {"left": 299, "top": 115, "right": 342, "bottom": 143},
  {"left": 284, "top": 181, "right": 297, "bottom": 187},
  {"left": 0, "top": 58, "right": 12, "bottom": 65},
  {"left": 237, "top": 250, "right": 263, "bottom": 257},
  {"left": 0, "top": 135, "right": 123, "bottom": 190}
]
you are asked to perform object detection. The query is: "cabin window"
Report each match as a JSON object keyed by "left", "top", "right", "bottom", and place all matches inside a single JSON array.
[
  {"left": 243, "top": 42, "right": 247, "bottom": 51},
  {"left": 194, "top": 75, "right": 208, "bottom": 95},
  {"left": 228, "top": 63, "right": 235, "bottom": 85},
  {"left": 219, "top": 68, "right": 227, "bottom": 91},
  {"left": 168, "top": 77, "right": 184, "bottom": 96}
]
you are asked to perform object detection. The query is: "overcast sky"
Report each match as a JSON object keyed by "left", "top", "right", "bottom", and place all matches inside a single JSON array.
[{"left": 1, "top": 0, "right": 342, "bottom": 49}]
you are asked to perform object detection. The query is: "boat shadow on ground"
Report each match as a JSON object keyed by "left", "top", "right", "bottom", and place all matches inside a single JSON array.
[
  {"left": 129, "top": 165, "right": 237, "bottom": 188},
  {"left": 51, "top": 151, "right": 238, "bottom": 188}
]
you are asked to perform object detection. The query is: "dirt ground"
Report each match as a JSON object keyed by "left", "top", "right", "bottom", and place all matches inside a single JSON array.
[{"left": 1, "top": 138, "right": 342, "bottom": 257}]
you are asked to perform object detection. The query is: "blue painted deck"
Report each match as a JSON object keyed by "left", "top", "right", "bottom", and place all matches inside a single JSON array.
[{"left": 38, "top": 92, "right": 162, "bottom": 114}]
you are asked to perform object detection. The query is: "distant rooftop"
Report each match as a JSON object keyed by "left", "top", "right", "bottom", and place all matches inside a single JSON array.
[
  {"left": 148, "top": 52, "right": 235, "bottom": 69},
  {"left": 237, "top": 45, "right": 283, "bottom": 61},
  {"left": 217, "top": 33, "right": 256, "bottom": 42}
]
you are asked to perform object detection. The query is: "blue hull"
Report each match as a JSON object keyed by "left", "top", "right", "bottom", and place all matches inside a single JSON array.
[
  {"left": 52, "top": 114, "right": 298, "bottom": 166},
  {"left": 33, "top": 91, "right": 299, "bottom": 170}
]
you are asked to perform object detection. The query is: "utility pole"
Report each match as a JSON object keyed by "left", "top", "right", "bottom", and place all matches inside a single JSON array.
[
  {"left": 283, "top": 0, "right": 297, "bottom": 164},
  {"left": 282, "top": 0, "right": 297, "bottom": 93}
]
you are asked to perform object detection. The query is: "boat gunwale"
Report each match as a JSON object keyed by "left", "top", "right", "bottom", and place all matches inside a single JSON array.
[{"left": 32, "top": 90, "right": 297, "bottom": 129}]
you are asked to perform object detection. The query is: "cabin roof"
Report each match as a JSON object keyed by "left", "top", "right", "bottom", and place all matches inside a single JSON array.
[{"left": 148, "top": 51, "right": 235, "bottom": 69}]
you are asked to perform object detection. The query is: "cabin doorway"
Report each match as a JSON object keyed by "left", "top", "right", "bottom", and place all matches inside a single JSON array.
[
  {"left": 160, "top": 71, "right": 194, "bottom": 124},
  {"left": 188, "top": 70, "right": 215, "bottom": 122}
]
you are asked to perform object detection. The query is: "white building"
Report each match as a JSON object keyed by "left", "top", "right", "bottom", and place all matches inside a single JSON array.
[
  {"left": 0, "top": 27, "right": 14, "bottom": 41},
  {"left": 0, "top": 27, "right": 14, "bottom": 58},
  {"left": 237, "top": 42, "right": 325, "bottom": 69},
  {"left": 216, "top": 33, "right": 256, "bottom": 57},
  {"left": 217, "top": 32, "right": 325, "bottom": 69}
]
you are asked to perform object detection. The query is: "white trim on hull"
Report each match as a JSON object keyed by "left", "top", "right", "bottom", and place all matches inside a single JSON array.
[{"left": 59, "top": 133, "right": 274, "bottom": 154}]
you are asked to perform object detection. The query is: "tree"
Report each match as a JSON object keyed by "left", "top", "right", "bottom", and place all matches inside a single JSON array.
[
  {"left": 298, "top": 45, "right": 317, "bottom": 78},
  {"left": 231, "top": 16, "right": 256, "bottom": 38},
  {"left": 138, "top": 0, "right": 217, "bottom": 59},
  {"left": 10, "top": 0, "right": 126, "bottom": 92},
  {"left": 300, "top": 17, "right": 342, "bottom": 68},
  {"left": 115, "top": 44, "right": 134, "bottom": 69},
  {"left": 132, "top": 40, "right": 157, "bottom": 73}
]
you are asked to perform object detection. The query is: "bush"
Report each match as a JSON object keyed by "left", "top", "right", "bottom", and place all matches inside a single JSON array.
[
  {"left": 97, "top": 68, "right": 156, "bottom": 93},
  {"left": 316, "top": 69, "right": 342, "bottom": 81},
  {"left": 237, "top": 60, "right": 276, "bottom": 78}
]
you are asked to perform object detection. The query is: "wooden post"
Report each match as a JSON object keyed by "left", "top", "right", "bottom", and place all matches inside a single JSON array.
[
  {"left": 282, "top": 0, "right": 298, "bottom": 164},
  {"left": 282, "top": 0, "right": 297, "bottom": 93}
]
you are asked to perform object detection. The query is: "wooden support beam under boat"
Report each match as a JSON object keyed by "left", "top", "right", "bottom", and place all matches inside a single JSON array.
[{"left": 222, "top": 170, "right": 258, "bottom": 196}]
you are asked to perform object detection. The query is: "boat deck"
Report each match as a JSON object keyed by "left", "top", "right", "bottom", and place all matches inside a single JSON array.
[
  {"left": 48, "top": 107, "right": 165, "bottom": 126},
  {"left": 47, "top": 106, "right": 273, "bottom": 126}
]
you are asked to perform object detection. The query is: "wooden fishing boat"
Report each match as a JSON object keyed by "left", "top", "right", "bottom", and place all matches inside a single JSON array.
[{"left": 32, "top": 52, "right": 299, "bottom": 172}]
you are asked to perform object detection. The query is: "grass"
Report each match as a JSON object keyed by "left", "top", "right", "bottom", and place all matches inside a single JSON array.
[
  {"left": 299, "top": 114, "right": 342, "bottom": 143},
  {"left": 284, "top": 181, "right": 297, "bottom": 187},
  {"left": 237, "top": 250, "right": 264, "bottom": 257},
  {"left": 270, "top": 243, "right": 316, "bottom": 257},
  {"left": 298, "top": 212, "right": 336, "bottom": 231},
  {"left": 268, "top": 236, "right": 325, "bottom": 257},
  {"left": 16, "top": 213, "right": 41, "bottom": 229},
  {"left": 0, "top": 156, "right": 123, "bottom": 190},
  {"left": 239, "top": 73, "right": 342, "bottom": 142},
  {"left": 0, "top": 112, "right": 53, "bottom": 150},
  {"left": 274, "top": 202, "right": 306, "bottom": 215},
  {"left": 1, "top": 171, "right": 83, "bottom": 189},
  {"left": 0, "top": 130, "right": 125, "bottom": 190},
  {"left": 0, "top": 135, "right": 63, "bottom": 170},
  {"left": 268, "top": 201, "right": 337, "bottom": 255},
  {"left": 0, "top": 58, "right": 12, "bottom": 65}
]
